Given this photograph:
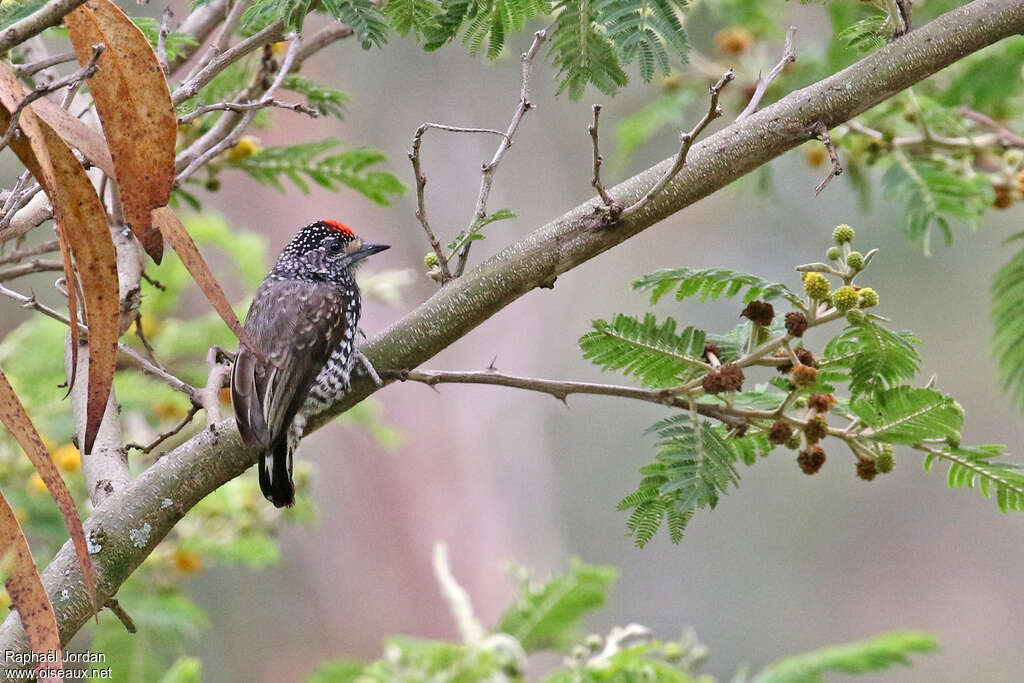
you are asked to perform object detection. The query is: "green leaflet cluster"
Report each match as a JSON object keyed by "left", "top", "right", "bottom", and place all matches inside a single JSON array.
[
  {"left": 307, "top": 553, "right": 937, "bottom": 681},
  {"left": 580, "top": 227, "right": 1021, "bottom": 547},
  {"left": 241, "top": 0, "right": 690, "bottom": 98}
]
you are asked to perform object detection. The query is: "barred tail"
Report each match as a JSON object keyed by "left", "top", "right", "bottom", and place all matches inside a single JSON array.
[{"left": 258, "top": 438, "right": 295, "bottom": 508}]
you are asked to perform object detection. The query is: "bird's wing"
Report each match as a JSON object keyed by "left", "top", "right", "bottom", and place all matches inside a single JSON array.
[{"left": 231, "top": 279, "right": 349, "bottom": 448}]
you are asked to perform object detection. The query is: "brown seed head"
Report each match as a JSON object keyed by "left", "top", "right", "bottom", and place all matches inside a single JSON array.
[
  {"left": 768, "top": 420, "right": 793, "bottom": 445},
  {"left": 798, "top": 446, "right": 826, "bottom": 474},
  {"left": 785, "top": 311, "right": 808, "bottom": 337},
  {"left": 808, "top": 393, "right": 837, "bottom": 413},
  {"left": 741, "top": 300, "right": 775, "bottom": 327}
]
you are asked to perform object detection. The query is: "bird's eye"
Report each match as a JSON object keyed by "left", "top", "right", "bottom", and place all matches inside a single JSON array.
[{"left": 327, "top": 240, "right": 344, "bottom": 254}]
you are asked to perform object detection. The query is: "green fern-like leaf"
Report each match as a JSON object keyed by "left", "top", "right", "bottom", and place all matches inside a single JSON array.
[
  {"left": 229, "top": 140, "right": 406, "bottom": 205},
  {"left": 633, "top": 267, "right": 798, "bottom": 305},
  {"left": 324, "top": 0, "right": 389, "bottom": 49},
  {"left": 923, "top": 444, "right": 1024, "bottom": 513},
  {"left": 822, "top": 317, "right": 921, "bottom": 398},
  {"left": 837, "top": 13, "right": 888, "bottom": 53},
  {"left": 992, "top": 233, "right": 1024, "bottom": 411},
  {"left": 421, "top": 0, "right": 549, "bottom": 57},
  {"left": 496, "top": 559, "right": 618, "bottom": 653},
  {"left": 752, "top": 631, "right": 939, "bottom": 683},
  {"left": 579, "top": 314, "right": 708, "bottom": 387},
  {"left": 384, "top": 0, "right": 440, "bottom": 39},
  {"left": 851, "top": 387, "right": 963, "bottom": 445},
  {"left": 618, "top": 414, "right": 741, "bottom": 547},
  {"left": 596, "top": 0, "right": 688, "bottom": 83},
  {"left": 550, "top": 0, "right": 629, "bottom": 99},
  {"left": 882, "top": 156, "right": 994, "bottom": 256},
  {"left": 282, "top": 76, "right": 349, "bottom": 119}
]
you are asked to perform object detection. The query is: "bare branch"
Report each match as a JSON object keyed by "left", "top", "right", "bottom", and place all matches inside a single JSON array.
[
  {"left": 588, "top": 104, "right": 619, "bottom": 215},
  {"left": 455, "top": 29, "right": 547, "bottom": 278},
  {"left": 127, "top": 404, "right": 201, "bottom": 455},
  {"left": 813, "top": 121, "right": 843, "bottom": 195},
  {"left": 409, "top": 125, "right": 453, "bottom": 282},
  {"left": 389, "top": 368, "right": 750, "bottom": 429},
  {"left": 620, "top": 70, "right": 735, "bottom": 218},
  {"left": 736, "top": 26, "right": 796, "bottom": 122},
  {"left": 177, "top": 98, "right": 318, "bottom": 124}
]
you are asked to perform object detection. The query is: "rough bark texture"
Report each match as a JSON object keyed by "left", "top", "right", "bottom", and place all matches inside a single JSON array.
[{"left": 1, "top": 0, "right": 1022, "bottom": 673}]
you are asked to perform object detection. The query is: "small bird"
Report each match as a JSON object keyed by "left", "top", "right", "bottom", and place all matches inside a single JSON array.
[{"left": 231, "top": 220, "right": 389, "bottom": 507}]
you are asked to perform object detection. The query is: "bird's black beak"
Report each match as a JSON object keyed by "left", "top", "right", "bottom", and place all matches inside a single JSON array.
[{"left": 354, "top": 243, "right": 389, "bottom": 262}]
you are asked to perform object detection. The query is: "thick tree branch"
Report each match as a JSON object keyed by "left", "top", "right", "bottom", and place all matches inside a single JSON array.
[{"left": 1, "top": 0, "right": 1022, "bottom": 671}]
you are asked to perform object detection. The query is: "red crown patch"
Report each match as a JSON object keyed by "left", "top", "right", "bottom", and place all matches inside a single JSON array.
[{"left": 324, "top": 219, "right": 354, "bottom": 236}]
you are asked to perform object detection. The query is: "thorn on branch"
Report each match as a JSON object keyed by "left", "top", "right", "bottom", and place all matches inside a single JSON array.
[
  {"left": 813, "top": 121, "right": 843, "bottom": 195},
  {"left": 619, "top": 70, "right": 735, "bottom": 219}
]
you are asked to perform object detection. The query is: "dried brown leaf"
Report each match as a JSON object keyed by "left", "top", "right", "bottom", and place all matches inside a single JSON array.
[
  {"left": 55, "top": 226, "right": 80, "bottom": 398},
  {"left": 0, "top": 369, "right": 96, "bottom": 623},
  {"left": 0, "top": 484, "right": 62, "bottom": 682},
  {"left": 31, "top": 97, "right": 115, "bottom": 177},
  {"left": 152, "top": 206, "right": 252, "bottom": 347},
  {"left": 0, "top": 64, "right": 119, "bottom": 458},
  {"left": 66, "top": 0, "right": 176, "bottom": 263}
]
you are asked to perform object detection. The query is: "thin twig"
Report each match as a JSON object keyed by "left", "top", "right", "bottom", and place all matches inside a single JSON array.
[
  {"left": 387, "top": 367, "right": 748, "bottom": 430},
  {"left": 588, "top": 104, "right": 619, "bottom": 214},
  {"left": 178, "top": 97, "right": 317, "bottom": 124},
  {"left": 454, "top": 29, "right": 547, "bottom": 278},
  {"left": 813, "top": 121, "right": 843, "bottom": 195},
  {"left": 409, "top": 125, "right": 453, "bottom": 282},
  {"left": 0, "top": 43, "right": 105, "bottom": 153},
  {"left": 417, "top": 123, "right": 510, "bottom": 141},
  {"left": 620, "top": 70, "right": 735, "bottom": 218},
  {"left": 127, "top": 404, "right": 200, "bottom": 455},
  {"left": 736, "top": 26, "right": 796, "bottom": 122}
]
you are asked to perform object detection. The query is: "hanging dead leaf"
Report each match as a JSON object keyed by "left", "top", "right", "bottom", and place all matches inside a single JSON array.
[
  {"left": 0, "top": 369, "right": 96, "bottom": 621},
  {"left": 66, "top": 0, "right": 176, "bottom": 263},
  {"left": 0, "top": 488, "right": 62, "bottom": 682},
  {"left": 0, "top": 64, "right": 120, "bottom": 458},
  {"left": 152, "top": 207, "right": 253, "bottom": 348},
  {"left": 31, "top": 97, "right": 115, "bottom": 177}
]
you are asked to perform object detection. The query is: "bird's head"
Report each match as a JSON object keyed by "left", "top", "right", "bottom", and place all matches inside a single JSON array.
[{"left": 274, "top": 220, "right": 389, "bottom": 283}]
